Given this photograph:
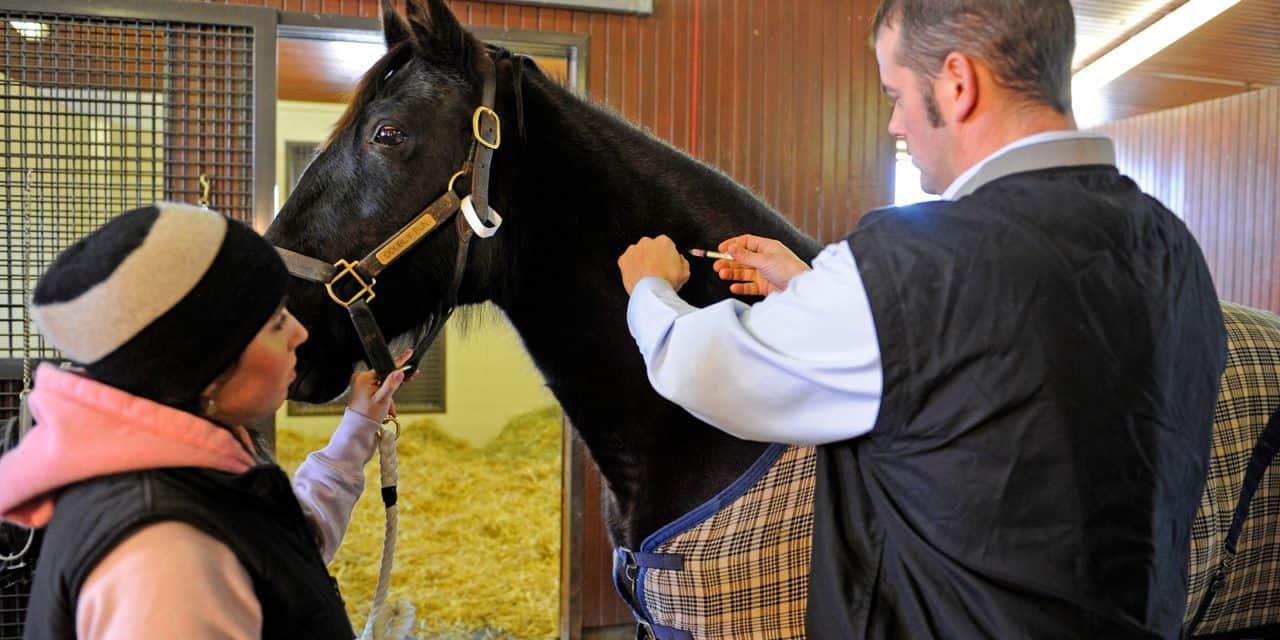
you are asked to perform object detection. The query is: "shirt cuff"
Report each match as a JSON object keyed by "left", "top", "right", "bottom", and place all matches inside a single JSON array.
[
  {"left": 626, "top": 277, "right": 698, "bottom": 358},
  {"left": 319, "top": 408, "right": 380, "bottom": 471}
]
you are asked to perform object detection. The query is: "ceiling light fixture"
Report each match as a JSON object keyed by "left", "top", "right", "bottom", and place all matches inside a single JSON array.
[{"left": 1072, "top": 0, "right": 1241, "bottom": 95}]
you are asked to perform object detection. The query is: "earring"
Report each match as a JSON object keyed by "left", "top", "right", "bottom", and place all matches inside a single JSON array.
[{"left": 203, "top": 395, "right": 217, "bottom": 418}]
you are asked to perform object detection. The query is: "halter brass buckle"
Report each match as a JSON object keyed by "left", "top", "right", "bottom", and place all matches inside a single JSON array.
[
  {"left": 325, "top": 259, "right": 376, "bottom": 308},
  {"left": 380, "top": 414, "right": 401, "bottom": 439},
  {"left": 447, "top": 169, "right": 468, "bottom": 194},
  {"left": 472, "top": 106, "right": 500, "bottom": 150}
]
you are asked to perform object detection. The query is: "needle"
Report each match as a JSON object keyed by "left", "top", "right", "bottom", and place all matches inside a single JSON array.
[{"left": 687, "top": 248, "right": 734, "bottom": 261}]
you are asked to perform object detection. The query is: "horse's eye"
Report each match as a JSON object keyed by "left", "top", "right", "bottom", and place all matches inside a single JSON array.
[{"left": 373, "top": 124, "right": 406, "bottom": 146}]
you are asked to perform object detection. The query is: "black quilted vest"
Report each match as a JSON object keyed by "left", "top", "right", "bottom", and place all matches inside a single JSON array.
[
  {"left": 807, "top": 166, "right": 1227, "bottom": 639},
  {"left": 24, "top": 465, "right": 355, "bottom": 639}
]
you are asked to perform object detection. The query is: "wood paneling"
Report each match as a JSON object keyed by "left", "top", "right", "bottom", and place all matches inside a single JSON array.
[
  {"left": 1093, "top": 86, "right": 1280, "bottom": 314},
  {"left": 278, "top": 38, "right": 384, "bottom": 103},
  {"left": 1134, "top": 0, "right": 1280, "bottom": 88},
  {"left": 1088, "top": 72, "right": 1251, "bottom": 124},
  {"left": 260, "top": 0, "right": 1280, "bottom": 128},
  {"left": 277, "top": 39, "right": 568, "bottom": 102},
  {"left": 577, "top": 440, "right": 632, "bottom": 629}
]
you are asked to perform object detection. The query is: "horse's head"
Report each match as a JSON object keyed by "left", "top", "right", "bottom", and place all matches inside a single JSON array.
[{"left": 266, "top": 0, "right": 495, "bottom": 402}]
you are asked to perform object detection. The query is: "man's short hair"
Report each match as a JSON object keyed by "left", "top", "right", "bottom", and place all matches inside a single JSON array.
[{"left": 872, "top": 0, "right": 1075, "bottom": 115}]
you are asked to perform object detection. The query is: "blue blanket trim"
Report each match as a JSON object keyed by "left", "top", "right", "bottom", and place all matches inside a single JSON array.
[
  {"left": 630, "top": 549, "right": 685, "bottom": 570},
  {"left": 612, "top": 548, "right": 649, "bottom": 622},
  {"left": 632, "top": 443, "right": 788, "bottom": 625},
  {"left": 612, "top": 552, "right": 693, "bottom": 639}
]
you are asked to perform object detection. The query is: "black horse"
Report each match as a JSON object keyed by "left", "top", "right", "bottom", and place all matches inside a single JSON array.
[{"left": 266, "top": 0, "right": 821, "bottom": 549}]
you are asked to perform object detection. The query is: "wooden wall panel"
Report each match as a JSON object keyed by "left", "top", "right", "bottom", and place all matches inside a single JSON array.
[
  {"left": 1093, "top": 86, "right": 1280, "bottom": 314},
  {"left": 221, "top": 0, "right": 894, "bottom": 242}
]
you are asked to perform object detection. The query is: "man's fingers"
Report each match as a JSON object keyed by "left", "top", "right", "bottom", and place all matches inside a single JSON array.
[
  {"left": 717, "top": 238, "right": 740, "bottom": 253},
  {"left": 729, "top": 282, "right": 764, "bottom": 296},
  {"left": 718, "top": 266, "right": 758, "bottom": 282},
  {"left": 718, "top": 234, "right": 757, "bottom": 253}
]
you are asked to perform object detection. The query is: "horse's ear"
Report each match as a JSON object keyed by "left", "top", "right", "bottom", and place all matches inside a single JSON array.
[
  {"left": 402, "top": 0, "right": 473, "bottom": 66},
  {"left": 381, "top": 0, "right": 414, "bottom": 50}
]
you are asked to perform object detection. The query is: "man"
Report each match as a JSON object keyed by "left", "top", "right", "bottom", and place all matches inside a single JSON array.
[{"left": 617, "top": 0, "right": 1227, "bottom": 637}]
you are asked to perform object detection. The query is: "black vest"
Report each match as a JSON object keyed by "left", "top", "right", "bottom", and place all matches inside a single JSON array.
[
  {"left": 25, "top": 466, "right": 355, "bottom": 640},
  {"left": 807, "top": 166, "right": 1227, "bottom": 639}
]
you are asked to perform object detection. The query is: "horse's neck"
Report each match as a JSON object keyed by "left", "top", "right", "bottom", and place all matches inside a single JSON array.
[{"left": 481, "top": 71, "right": 817, "bottom": 545}]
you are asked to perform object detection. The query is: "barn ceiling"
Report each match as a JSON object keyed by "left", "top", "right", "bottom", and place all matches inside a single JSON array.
[{"left": 1071, "top": 0, "right": 1280, "bottom": 124}]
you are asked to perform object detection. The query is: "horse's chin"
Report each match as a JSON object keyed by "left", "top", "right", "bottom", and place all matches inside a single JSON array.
[
  {"left": 287, "top": 362, "right": 352, "bottom": 404},
  {"left": 388, "top": 323, "right": 428, "bottom": 360}
]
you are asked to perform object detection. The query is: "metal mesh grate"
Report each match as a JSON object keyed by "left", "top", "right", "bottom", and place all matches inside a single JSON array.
[
  {"left": 0, "top": 11, "right": 260, "bottom": 637},
  {"left": 1, "top": 11, "right": 256, "bottom": 366}
]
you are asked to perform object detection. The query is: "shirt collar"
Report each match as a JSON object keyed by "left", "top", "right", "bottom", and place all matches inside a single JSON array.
[{"left": 941, "top": 130, "right": 1117, "bottom": 201}]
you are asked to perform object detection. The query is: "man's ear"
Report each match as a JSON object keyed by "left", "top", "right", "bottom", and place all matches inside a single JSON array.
[
  {"left": 382, "top": 0, "right": 414, "bottom": 50},
  {"left": 402, "top": 0, "right": 475, "bottom": 66},
  {"left": 941, "top": 51, "right": 979, "bottom": 123}
]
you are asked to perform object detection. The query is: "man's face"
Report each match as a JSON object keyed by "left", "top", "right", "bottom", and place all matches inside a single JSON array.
[{"left": 876, "top": 24, "right": 954, "bottom": 195}]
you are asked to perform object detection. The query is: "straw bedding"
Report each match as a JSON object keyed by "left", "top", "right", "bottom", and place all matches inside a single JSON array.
[{"left": 276, "top": 406, "right": 563, "bottom": 638}]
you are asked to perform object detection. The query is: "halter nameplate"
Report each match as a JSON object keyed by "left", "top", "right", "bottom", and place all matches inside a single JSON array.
[{"left": 376, "top": 213, "right": 438, "bottom": 265}]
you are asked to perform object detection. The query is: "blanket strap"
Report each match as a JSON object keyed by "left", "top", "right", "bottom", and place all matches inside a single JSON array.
[
  {"left": 1185, "top": 402, "right": 1280, "bottom": 638},
  {"left": 613, "top": 547, "right": 690, "bottom": 640}
]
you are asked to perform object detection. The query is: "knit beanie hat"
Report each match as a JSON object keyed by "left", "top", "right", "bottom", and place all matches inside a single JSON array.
[{"left": 30, "top": 203, "right": 289, "bottom": 407}]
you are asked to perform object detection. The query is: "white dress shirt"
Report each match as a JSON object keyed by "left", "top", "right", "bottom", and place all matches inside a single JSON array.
[
  {"left": 627, "top": 243, "right": 881, "bottom": 445},
  {"left": 626, "top": 130, "right": 1116, "bottom": 446}
]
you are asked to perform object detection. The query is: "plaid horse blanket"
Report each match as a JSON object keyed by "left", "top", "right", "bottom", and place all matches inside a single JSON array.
[
  {"left": 1185, "top": 302, "right": 1280, "bottom": 637},
  {"left": 623, "top": 303, "right": 1280, "bottom": 639},
  {"left": 623, "top": 443, "right": 814, "bottom": 639}
]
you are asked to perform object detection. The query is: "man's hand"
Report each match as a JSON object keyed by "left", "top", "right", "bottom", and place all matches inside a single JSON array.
[
  {"left": 714, "top": 234, "right": 810, "bottom": 296},
  {"left": 618, "top": 235, "right": 691, "bottom": 295}
]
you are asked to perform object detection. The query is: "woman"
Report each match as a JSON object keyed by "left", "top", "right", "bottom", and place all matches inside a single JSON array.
[{"left": 0, "top": 203, "right": 402, "bottom": 639}]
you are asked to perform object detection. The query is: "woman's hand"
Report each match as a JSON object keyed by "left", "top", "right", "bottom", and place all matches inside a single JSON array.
[
  {"left": 714, "top": 234, "right": 811, "bottom": 296},
  {"left": 347, "top": 350, "right": 412, "bottom": 423}
]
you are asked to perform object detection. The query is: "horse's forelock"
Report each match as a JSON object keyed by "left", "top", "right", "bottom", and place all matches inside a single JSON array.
[{"left": 324, "top": 41, "right": 416, "bottom": 151}]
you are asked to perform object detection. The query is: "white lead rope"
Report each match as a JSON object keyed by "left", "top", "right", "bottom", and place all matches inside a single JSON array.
[{"left": 359, "top": 417, "right": 415, "bottom": 640}]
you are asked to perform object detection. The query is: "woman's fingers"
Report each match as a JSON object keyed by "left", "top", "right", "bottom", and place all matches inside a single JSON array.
[
  {"left": 372, "top": 370, "right": 404, "bottom": 404},
  {"left": 394, "top": 349, "right": 414, "bottom": 368}
]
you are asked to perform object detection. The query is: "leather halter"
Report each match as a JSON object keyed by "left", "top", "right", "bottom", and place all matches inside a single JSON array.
[{"left": 275, "top": 55, "right": 501, "bottom": 381}]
